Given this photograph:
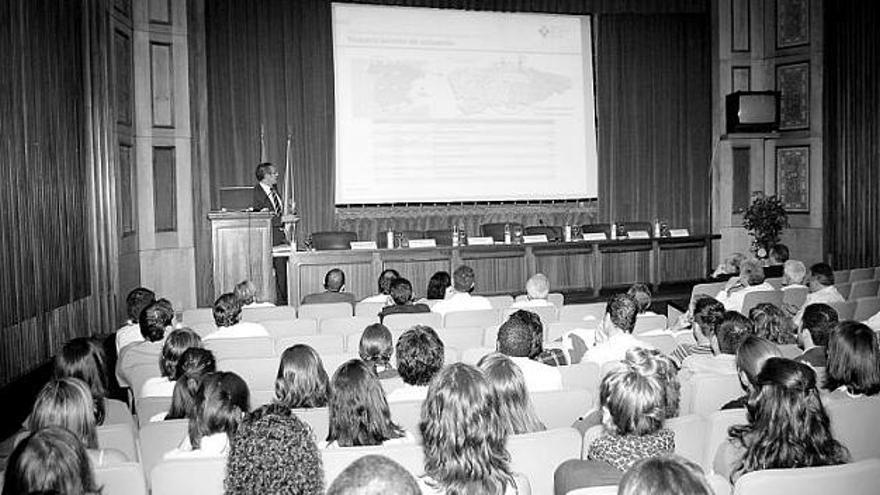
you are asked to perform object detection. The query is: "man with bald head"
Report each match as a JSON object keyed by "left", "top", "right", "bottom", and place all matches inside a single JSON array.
[
  {"left": 327, "top": 455, "right": 420, "bottom": 495},
  {"left": 301, "top": 268, "right": 355, "bottom": 305}
]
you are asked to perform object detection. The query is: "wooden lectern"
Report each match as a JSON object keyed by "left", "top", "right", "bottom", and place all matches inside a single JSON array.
[{"left": 208, "top": 211, "right": 275, "bottom": 300}]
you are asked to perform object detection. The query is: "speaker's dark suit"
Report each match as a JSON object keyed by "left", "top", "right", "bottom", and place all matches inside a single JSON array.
[{"left": 252, "top": 184, "right": 288, "bottom": 304}]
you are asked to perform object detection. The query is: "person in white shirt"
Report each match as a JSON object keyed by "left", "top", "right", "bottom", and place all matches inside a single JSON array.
[
  {"left": 781, "top": 260, "right": 807, "bottom": 289},
  {"left": 793, "top": 262, "right": 845, "bottom": 326},
  {"left": 115, "top": 287, "right": 156, "bottom": 352},
  {"left": 431, "top": 265, "right": 492, "bottom": 315},
  {"left": 140, "top": 328, "right": 202, "bottom": 398},
  {"left": 164, "top": 371, "right": 249, "bottom": 460},
  {"left": 386, "top": 325, "right": 445, "bottom": 402},
  {"left": 680, "top": 311, "right": 754, "bottom": 376},
  {"left": 495, "top": 310, "right": 562, "bottom": 392},
  {"left": 202, "top": 293, "right": 269, "bottom": 341},
  {"left": 511, "top": 273, "right": 554, "bottom": 309},
  {"left": 714, "top": 259, "right": 775, "bottom": 313},
  {"left": 233, "top": 279, "right": 274, "bottom": 308},
  {"left": 582, "top": 294, "right": 646, "bottom": 367},
  {"left": 360, "top": 268, "right": 400, "bottom": 305}
]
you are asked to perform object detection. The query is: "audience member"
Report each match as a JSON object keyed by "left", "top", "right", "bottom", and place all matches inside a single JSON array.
[
  {"left": 234, "top": 279, "right": 274, "bottom": 308},
  {"left": 627, "top": 283, "right": 655, "bottom": 315},
  {"left": 715, "top": 358, "right": 849, "bottom": 482},
  {"left": 2, "top": 426, "right": 101, "bottom": 495},
  {"left": 715, "top": 259, "right": 774, "bottom": 313},
  {"left": 26, "top": 378, "right": 127, "bottom": 467},
  {"left": 582, "top": 294, "right": 643, "bottom": 367},
  {"left": 325, "top": 359, "right": 412, "bottom": 447},
  {"left": 378, "top": 278, "right": 430, "bottom": 322},
  {"left": 511, "top": 273, "right": 553, "bottom": 309},
  {"left": 496, "top": 310, "right": 563, "bottom": 391},
  {"left": 721, "top": 336, "right": 782, "bottom": 410},
  {"left": 115, "top": 286, "right": 156, "bottom": 352},
  {"left": 763, "top": 244, "right": 789, "bottom": 278},
  {"left": 477, "top": 352, "right": 546, "bottom": 434},
  {"left": 361, "top": 268, "right": 400, "bottom": 305},
  {"left": 794, "top": 262, "right": 844, "bottom": 325},
  {"left": 670, "top": 296, "right": 725, "bottom": 367},
  {"left": 165, "top": 371, "right": 250, "bottom": 459},
  {"left": 53, "top": 337, "right": 110, "bottom": 425},
  {"left": 424, "top": 270, "right": 451, "bottom": 301},
  {"left": 419, "top": 363, "right": 530, "bottom": 495},
  {"left": 274, "top": 344, "right": 331, "bottom": 409},
  {"left": 749, "top": 303, "right": 797, "bottom": 345},
  {"left": 781, "top": 259, "right": 807, "bottom": 288},
  {"left": 625, "top": 347, "right": 681, "bottom": 419},
  {"left": 203, "top": 293, "right": 268, "bottom": 340},
  {"left": 225, "top": 403, "right": 323, "bottom": 495},
  {"left": 141, "top": 327, "right": 202, "bottom": 397},
  {"left": 618, "top": 454, "right": 715, "bottom": 495},
  {"left": 555, "top": 362, "right": 673, "bottom": 492},
  {"left": 795, "top": 303, "right": 838, "bottom": 368},
  {"left": 359, "top": 323, "right": 400, "bottom": 379},
  {"left": 387, "top": 325, "right": 444, "bottom": 402},
  {"left": 117, "top": 298, "right": 174, "bottom": 388},
  {"left": 301, "top": 268, "right": 356, "bottom": 305},
  {"left": 327, "top": 454, "right": 421, "bottom": 495},
  {"left": 681, "top": 311, "right": 753, "bottom": 376},
  {"left": 823, "top": 321, "right": 880, "bottom": 399},
  {"left": 710, "top": 252, "right": 744, "bottom": 281},
  {"left": 431, "top": 265, "right": 492, "bottom": 315},
  {"left": 163, "top": 347, "right": 216, "bottom": 421}
]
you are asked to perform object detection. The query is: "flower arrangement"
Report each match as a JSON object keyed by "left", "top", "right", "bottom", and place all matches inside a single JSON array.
[{"left": 742, "top": 193, "right": 788, "bottom": 258}]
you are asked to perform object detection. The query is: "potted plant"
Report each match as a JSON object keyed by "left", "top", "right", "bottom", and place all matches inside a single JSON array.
[{"left": 742, "top": 193, "right": 788, "bottom": 259}]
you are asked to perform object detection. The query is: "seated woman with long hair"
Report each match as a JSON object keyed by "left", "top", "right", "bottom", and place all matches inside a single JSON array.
[
  {"left": 53, "top": 337, "right": 111, "bottom": 425},
  {"left": 715, "top": 357, "right": 849, "bottom": 482},
  {"left": 3, "top": 426, "right": 101, "bottom": 495},
  {"left": 324, "top": 359, "right": 411, "bottom": 447},
  {"left": 420, "top": 362, "right": 530, "bottom": 495},
  {"left": 164, "top": 371, "right": 250, "bottom": 459},
  {"left": 823, "top": 321, "right": 880, "bottom": 399},
  {"left": 160, "top": 347, "right": 216, "bottom": 421},
  {"left": 424, "top": 271, "right": 451, "bottom": 301},
  {"left": 359, "top": 324, "right": 399, "bottom": 380},
  {"left": 721, "top": 335, "right": 783, "bottom": 410},
  {"left": 26, "top": 377, "right": 128, "bottom": 467},
  {"left": 274, "top": 344, "right": 331, "bottom": 409},
  {"left": 141, "top": 327, "right": 202, "bottom": 398},
  {"left": 749, "top": 303, "right": 798, "bottom": 345},
  {"left": 555, "top": 362, "right": 673, "bottom": 493},
  {"left": 477, "top": 352, "right": 545, "bottom": 435}
]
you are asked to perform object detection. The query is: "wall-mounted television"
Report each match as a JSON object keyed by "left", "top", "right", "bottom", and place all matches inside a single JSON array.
[{"left": 726, "top": 91, "right": 779, "bottom": 134}]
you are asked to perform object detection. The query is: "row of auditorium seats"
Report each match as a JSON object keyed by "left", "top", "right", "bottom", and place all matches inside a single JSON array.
[
  {"left": 94, "top": 392, "right": 880, "bottom": 495},
  {"left": 308, "top": 222, "right": 661, "bottom": 250}
]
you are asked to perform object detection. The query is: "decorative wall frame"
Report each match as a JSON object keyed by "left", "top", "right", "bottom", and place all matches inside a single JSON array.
[
  {"left": 776, "top": 0, "right": 810, "bottom": 49},
  {"left": 776, "top": 145, "right": 810, "bottom": 212},
  {"left": 776, "top": 61, "right": 810, "bottom": 131},
  {"left": 731, "top": 0, "right": 750, "bottom": 52},
  {"left": 731, "top": 66, "right": 751, "bottom": 92}
]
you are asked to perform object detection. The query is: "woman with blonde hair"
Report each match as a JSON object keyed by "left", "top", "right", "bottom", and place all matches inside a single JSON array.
[
  {"left": 27, "top": 377, "right": 128, "bottom": 467},
  {"left": 477, "top": 352, "right": 545, "bottom": 435},
  {"left": 419, "top": 362, "right": 530, "bottom": 494}
]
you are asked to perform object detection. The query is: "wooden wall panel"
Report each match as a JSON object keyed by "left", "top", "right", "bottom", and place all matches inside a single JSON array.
[
  {"left": 150, "top": 41, "right": 174, "bottom": 127},
  {"left": 534, "top": 250, "right": 596, "bottom": 291},
  {"left": 149, "top": 0, "right": 172, "bottom": 25},
  {"left": 153, "top": 146, "right": 177, "bottom": 232},
  {"left": 600, "top": 251, "right": 652, "bottom": 286}
]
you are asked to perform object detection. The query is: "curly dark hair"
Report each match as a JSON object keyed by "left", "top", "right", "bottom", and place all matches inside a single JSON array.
[
  {"left": 139, "top": 298, "right": 174, "bottom": 342},
  {"left": 327, "top": 359, "right": 405, "bottom": 447},
  {"left": 749, "top": 303, "right": 797, "bottom": 345},
  {"left": 692, "top": 296, "right": 725, "bottom": 337},
  {"left": 727, "top": 358, "right": 849, "bottom": 481},
  {"left": 225, "top": 403, "right": 323, "bottom": 495},
  {"left": 497, "top": 310, "right": 543, "bottom": 358},
  {"left": 395, "top": 325, "right": 444, "bottom": 386},
  {"left": 213, "top": 292, "right": 242, "bottom": 328},
  {"left": 606, "top": 293, "right": 638, "bottom": 333},
  {"left": 420, "top": 363, "right": 515, "bottom": 494},
  {"left": 125, "top": 287, "right": 156, "bottom": 322}
]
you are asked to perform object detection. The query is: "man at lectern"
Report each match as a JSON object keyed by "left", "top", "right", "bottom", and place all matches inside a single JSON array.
[{"left": 252, "top": 162, "right": 288, "bottom": 305}]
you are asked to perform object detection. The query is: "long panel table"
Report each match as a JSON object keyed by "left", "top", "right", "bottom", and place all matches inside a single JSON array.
[{"left": 279, "top": 235, "right": 719, "bottom": 304}]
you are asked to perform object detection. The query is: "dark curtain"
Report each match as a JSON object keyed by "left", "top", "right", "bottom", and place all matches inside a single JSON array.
[
  {"left": 595, "top": 14, "right": 711, "bottom": 230},
  {"left": 0, "top": 0, "right": 90, "bottom": 327},
  {"left": 824, "top": 1, "right": 880, "bottom": 268}
]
